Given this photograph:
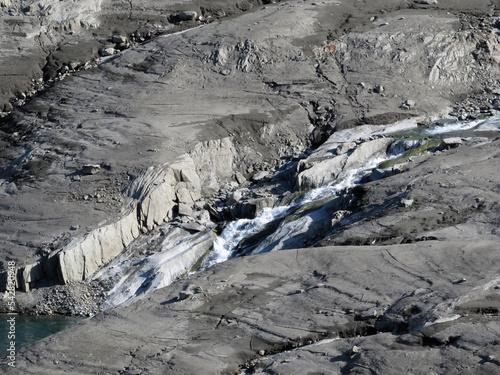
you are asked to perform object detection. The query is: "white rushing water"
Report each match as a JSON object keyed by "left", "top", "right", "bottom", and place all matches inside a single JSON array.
[
  {"left": 423, "top": 116, "right": 500, "bottom": 135},
  {"left": 203, "top": 115, "right": 500, "bottom": 269},
  {"left": 202, "top": 156, "right": 387, "bottom": 269},
  {"left": 96, "top": 115, "right": 500, "bottom": 308}
]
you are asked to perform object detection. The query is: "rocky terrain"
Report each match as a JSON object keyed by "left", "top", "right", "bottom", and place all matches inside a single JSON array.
[{"left": 0, "top": 0, "right": 500, "bottom": 373}]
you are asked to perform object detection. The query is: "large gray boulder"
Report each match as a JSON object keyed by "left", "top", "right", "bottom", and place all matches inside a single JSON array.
[{"left": 297, "top": 138, "right": 393, "bottom": 190}]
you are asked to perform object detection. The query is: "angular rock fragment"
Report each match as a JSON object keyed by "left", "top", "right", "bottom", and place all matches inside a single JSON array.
[
  {"left": 100, "top": 48, "right": 116, "bottom": 56},
  {"left": 82, "top": 164, "right": 101, "bottom": 175},
  {"left": 178, "top": 11, "right": 198, "bottom": 21},
  {"left": 440, "top": 137, "right": 463, "bottom": 149},
  {"left": 252, "top": 170, "right": 269, "bottom": 182},
  {"left": 178, "top": 203, "right": 193, "bottom": 217},
  {"left": 112, "top": 35, "right": 127, "bottom": 44}
]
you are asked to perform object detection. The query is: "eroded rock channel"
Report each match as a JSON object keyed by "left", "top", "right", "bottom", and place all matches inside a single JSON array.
[{"left": 1, "top": 0, "right": 500, "bottom": 373}]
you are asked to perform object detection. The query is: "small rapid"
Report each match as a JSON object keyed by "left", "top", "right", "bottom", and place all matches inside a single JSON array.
[
  {"left": 92, "top": 115, "right": 500, "bottom": 310},
  {"left": 202, "top": 115, "right": 500, "bottom": 269},
  {"left": 202, "top": 156, "right": 388, "bottom": 268}
]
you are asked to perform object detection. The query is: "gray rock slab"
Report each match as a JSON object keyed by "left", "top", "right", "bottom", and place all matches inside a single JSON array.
[
  {"left": 2, "top": 0, "right": 499, "bottom": 274},
  {"left": 2, "top": 240, "right": 499, "bottom": 374},
  {"left": 319, "top": 136, "right": 500, "bottom": 247},
  {"left": 0, "top": 1, "right": 500, "bottom": 372}
]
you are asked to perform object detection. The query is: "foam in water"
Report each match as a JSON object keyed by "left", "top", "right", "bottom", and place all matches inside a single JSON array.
[
  {"left": 202, "top": 206, "right": 290, "bottom": 268},
  {"left": 424, "top": 116, "right": 500, "bottom": 136},
  {"left": 203, "top": 157, "right": 386, "bottom": 268},
  {"left": 202, "top": 116, "right": 500, "bottom": 268},
  {"left": 101, "top": 115, "right": 500, "bottom": 305}
]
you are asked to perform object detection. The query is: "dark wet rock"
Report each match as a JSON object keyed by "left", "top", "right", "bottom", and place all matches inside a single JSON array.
[
  {"left": 387, "top": 139, "right": 420, "bottom": 155},
  {"left": 81, "top": 164, "right": 101, "bottom": 175},
  {"left": 178, "top": 11, "right": 198, "bottom": 21},
  {"left": 112, "top": 35, "right": 127, "bottom": 44},
  {"left": 231, "top": 197, "right": 277, "bottom": 219}
]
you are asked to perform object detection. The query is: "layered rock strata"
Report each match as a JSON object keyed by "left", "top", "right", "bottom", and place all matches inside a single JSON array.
[
  {"left": 0, "top": 0, "right": 500, "bottom": 373},
  {"left": 3, "top": 1, "right": 500, "bottom": 293},
  {"left": 3, "top": 137, "right": 236, "bottom": 292}
]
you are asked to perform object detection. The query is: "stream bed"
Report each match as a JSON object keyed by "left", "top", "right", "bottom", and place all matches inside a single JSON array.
[
  {"left": 202, "top": 115, "right": 500, "bottom": 268},
  {"left": 97, "top": 115, "right": 500, "bottom": 308},
  {"left": 2, "top": 115, "right": 499, "bottom": 353}
]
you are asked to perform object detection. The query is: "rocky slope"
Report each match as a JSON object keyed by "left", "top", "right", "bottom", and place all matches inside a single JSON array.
[
  {"left": 3, "top": 239, "right": 500, "bottom": 374},
  {"left": 0, "top": 0, "right": 500, "bottom": 373},
  {"left": 2, "top": 0, "right": 500, "bottom": 294}
]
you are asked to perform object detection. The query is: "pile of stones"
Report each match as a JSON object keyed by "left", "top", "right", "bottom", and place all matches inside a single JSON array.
[
  {"left": 449, "top": 90, "right": 500, "bottom": 120},
  {"left": 32, "top": 280, "right": 112, "bottom": 316}
]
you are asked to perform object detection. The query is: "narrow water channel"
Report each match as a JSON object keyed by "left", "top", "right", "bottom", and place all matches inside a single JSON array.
[
  {"left": 2, "top": 115, "right": 499, "bottom": 354},
  {"left": 202, "top": 115, "right": 500, "bottom": 267}
]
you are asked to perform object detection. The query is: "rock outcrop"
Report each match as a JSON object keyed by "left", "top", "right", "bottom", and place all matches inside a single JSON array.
[
  {"left": 297, "top": 137, "right": 394, "bottom": 190},
  {"left": 9, "top": 137, "right": 235, "bottom": 291},
  {"left": 1, "top": 0, "right": 500, "bottom": 373},
  {"left": 296, "top": 119, "right": 419, "bottom": 190},
  {"left": 4, "top": 240, "right": 499, "bottom": 374}
]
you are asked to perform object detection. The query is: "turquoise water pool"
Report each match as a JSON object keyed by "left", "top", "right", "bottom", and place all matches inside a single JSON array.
[{"left": 0, "top": 314, "right": 82, "bottom": 355}]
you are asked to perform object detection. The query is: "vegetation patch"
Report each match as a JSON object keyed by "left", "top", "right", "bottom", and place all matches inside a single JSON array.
[{"left": 379, "top": 139, "right": 442, "bottom": 169}]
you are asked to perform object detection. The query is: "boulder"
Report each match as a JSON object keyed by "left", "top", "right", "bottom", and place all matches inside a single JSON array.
[
  {"left": 252, "top": 170, "right": 269, "bottom": 182},
  {"left": 100, "top": 47, "right": 116, "bottom": 56},
  {"left": 82, "top": 164, "right": 101, "bottom": 175},
  {"left": 227, "top": 189, "right": 244, "bottom": 205},
  {"left": 178, "top": 203, "right": 193, "bottom": 217},
  {"left": 178, "top": 11, "right": 198, "bottom": 21},
  {"left": 235, "top": 171, "right": 247, "bottom": 184},
  {"left": 233, "top": 197, "right": 277, "bottom": 219},
  {"left": 401, "top": 99, "right": 416, "bottom": 110},
  {"left": 297, "top": 154, "right": 348, "bottom": 190},
  {"left": 112, "top": 35, "right": 127, "bottom": 44},
  {"left": 441, "top": 137, "right": 463, "bottom": 147}
]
